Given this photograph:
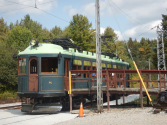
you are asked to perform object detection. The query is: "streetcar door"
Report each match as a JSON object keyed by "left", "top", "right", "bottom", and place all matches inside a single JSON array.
[
  {"left": 29, "top": 57, "right": 38, "bottom": 92},
  {"left": 64, "top": 59, "right": 70, "bottom": 91}
]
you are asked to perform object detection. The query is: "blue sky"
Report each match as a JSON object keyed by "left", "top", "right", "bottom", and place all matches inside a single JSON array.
[{"left": 0, "top": 0, "right": 167, "bottom": 41}]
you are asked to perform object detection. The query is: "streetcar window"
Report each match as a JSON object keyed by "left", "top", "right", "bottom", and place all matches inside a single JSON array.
[
  {"left": 92, "top": 67, "right": 96, "bottom": 70},
  {"left": 84, "top": 61, "right": 91, "bottom": 78},
  {"left": 18, "top": 58, "right": 26, "bottom": 74},
  {"left": 41, "top": 57, "right": 58, "bottom": 74},
  {"left": 73, "top": 59, "right": 82, "bottom": 78},
  {"left": 84, "top": 66, "right": 91, "bottom": 78},
  {"left": 102, "top": 63, "right": 106, "bottom": 69},
  {"left": 30, "top": 59, "right": 37, "bottom": 74},
  {"left": 118, "top": 65, "right": 122, "bottom": 69},
  {"left": 123, "top": 66, "right": 126, "bottom": 69},
  {"left": 107, "top": 64, "right": 112, "bottom": 70},
  {"left": 113, "top": 64, "right": 117, "bottom": 69},
  {"left": 92, "top": 62, "right": 96, "bottom": 70}
]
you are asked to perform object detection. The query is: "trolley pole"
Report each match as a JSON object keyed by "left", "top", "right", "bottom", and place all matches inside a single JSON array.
[{"left": 95, "top": 0, "right": 103, "bottom": 112}]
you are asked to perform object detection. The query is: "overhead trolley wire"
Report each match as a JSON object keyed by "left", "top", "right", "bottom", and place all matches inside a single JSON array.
[
  {"left": 36, "top": 8, "right": 70, "bottom": 23},
  {"left": 134, "top": 26, "right": 157, "bottom": 40},
  {"left": 108, "top": 0, "right": 153, "bottom": 105},
  {"left": 0, "top": 0, "right": 69, "bottom": 24},
  {"left": 0, "top": 0, "right": 57, "bottom": 14},
  {"left": 107, "top": 0, "right": 132, "bottom": 59},
  {"left": 109, "top": 0, "right": 150, "bottom": 29},
  {"left": 4, "top": 0, "right": 57, "bottom": 7},
  {"left": 0, "top": 0, "right": 31, "bottom": 8},
  {"left": 108, "top": 0, "right": 159, "bottom": 42}
]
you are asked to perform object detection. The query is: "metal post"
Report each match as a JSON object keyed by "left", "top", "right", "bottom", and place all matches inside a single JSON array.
[
  {"left": 157, "top": 26, "right": 166, "bottom": 88},
  {"left": 70, "top": 94, "right": 72, "bottom": 112},
  {"left": 95, "top": 0, "right": 103, "bottom": 112},
  {"left": 68, "top": 71, "right": 72, "bottom": 112}
]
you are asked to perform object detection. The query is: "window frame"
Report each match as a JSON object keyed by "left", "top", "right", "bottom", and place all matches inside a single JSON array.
[
  {"left": 113, "top": 64, "right": 117, "bottom": 69},
  {"left": 73, "top": 59, "right": 82, "bottom": 78},
  {"left": 118, "top": 65, "right": 122, "bottom": 69},
  {"left": 107, "top": 63, "right": 112, "bottom": 70},
  {"left": 41, "top": 57, "right": 58, "bottom": 74},
  {"left": 18, "top": 58, "right": 26, "bottom": 75}
]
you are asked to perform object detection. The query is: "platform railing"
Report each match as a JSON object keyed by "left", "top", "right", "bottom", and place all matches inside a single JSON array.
[
  {"left": 69, "top": 69, "right": 167, "bottom": 93},
  {"left": 68, "top": 69, "right": 167, "bottom": 111}
]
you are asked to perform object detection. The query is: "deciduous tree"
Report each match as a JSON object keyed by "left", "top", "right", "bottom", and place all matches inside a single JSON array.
[{"left": 68, "top": 14, "right": 95, "bottom": 51}]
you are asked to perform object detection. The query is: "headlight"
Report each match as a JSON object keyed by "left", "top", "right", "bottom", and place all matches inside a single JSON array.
[{"left": 29, "top": 39, "right": 39, "bottom": 47}]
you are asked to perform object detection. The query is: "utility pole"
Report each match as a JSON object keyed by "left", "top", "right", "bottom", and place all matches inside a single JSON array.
[
  {"left": 95, "top": 0, "right": 103, "bottom": 112},
  {"left": 156, "top": 26, "right": 166, "bottom": 87}
]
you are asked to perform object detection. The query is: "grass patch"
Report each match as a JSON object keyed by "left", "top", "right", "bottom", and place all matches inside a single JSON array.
[
  {"left": 0, "top": 91, "right": 18, "bottom": 99},
  {"left": 123, "top": 95, "right": 158, "bottom": 107}
]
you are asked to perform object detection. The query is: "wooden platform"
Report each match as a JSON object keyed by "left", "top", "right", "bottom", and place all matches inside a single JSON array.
[
  {"left": 71, "top": 87, "right": 165, "bottom": 95},
  {"left": 68, "top": 69, "right": 167, "bottom": 111}
]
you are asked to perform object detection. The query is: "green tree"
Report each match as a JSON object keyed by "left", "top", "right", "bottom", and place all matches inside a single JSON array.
[
  {"left": 68, "top": 14, "right": 95, "bottom": 51},
  {"left": 0, "top": 18, "right": 9, "bottom": 41},
  {"left": 50, "top": 26, "right": 62, "bottom": 39},
  {"left": 162, "top": 14, "right": 167, "bottom": 66},
  {"left": 9, "top": 22, "right": 15, "bottom": 30},
  {"left": 6, "top": 26, "right": 33, "bottom": 50},
  {"left": 0, "top": 40, "right": 18, "bottom": 90},
  {"left": 22, "top": 14, "right": 43, "bottom": 42},
  {"left": 0, "top": 25, "right": 33, "bottom": 90},
  {"left": 101, "top": 27, "right": 118, "bottom": 53},
  {"left": 41, "top": 28, "right": 50, "bottom": 40},
  {"left": 115, "top": 40, "right": 128, "bottom": 61}
]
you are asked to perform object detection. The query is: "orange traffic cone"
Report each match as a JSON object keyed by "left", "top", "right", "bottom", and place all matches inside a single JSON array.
[{"left": 78, "top": 102, "right": 84, "bottom": 117}]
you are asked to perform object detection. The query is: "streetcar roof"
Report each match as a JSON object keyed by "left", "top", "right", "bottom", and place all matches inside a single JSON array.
[{"left": 18, "top": 43, "right": 129, "bottom": 65}]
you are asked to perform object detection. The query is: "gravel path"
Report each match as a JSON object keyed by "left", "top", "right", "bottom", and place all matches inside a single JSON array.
[{"left": 55, "top": 108, "right": 167, "bottom": 125}]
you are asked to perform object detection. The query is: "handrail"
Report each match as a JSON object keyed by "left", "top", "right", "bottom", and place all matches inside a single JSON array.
[
  {"left": 68, "top": 69, "right": 166, "bottom": 95},
  {"left": 68, "top": 71, "right": 71, "bottom": 94}
]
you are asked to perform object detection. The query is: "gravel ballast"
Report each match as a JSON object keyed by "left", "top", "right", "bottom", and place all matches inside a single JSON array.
[{"left": 55, "top": 108, "right": 167, "bottom": 125}]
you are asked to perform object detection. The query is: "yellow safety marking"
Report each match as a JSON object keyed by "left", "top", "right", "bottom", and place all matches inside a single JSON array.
[
  {"left": 133, "top": 61, "right": 153, "bottom": 104},
  {"left": 68, "top": 71, "right": 71, "bottom": 94}
]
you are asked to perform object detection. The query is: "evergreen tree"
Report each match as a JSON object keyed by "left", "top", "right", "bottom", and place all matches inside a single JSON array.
[
  {"left": 162, "top": 14, "right": 167, "bottom": 66},
  {"left": 50, "top": 26, "right": 62, "bottom": 39},
  {"left": 68, "top": 14, "right": 95, "bottom": 51},
  {"left": 101, "top": 27, "right": 118, "bottom": 53},
  {"left": 22, "top": 14, "right": 43, "bottom": 42},
  {"left": 0, "top": 18, "right": 9, "bottom": 41}
]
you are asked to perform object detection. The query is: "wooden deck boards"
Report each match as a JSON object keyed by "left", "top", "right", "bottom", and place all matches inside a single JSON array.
[{"left": 71, "top": 87, "right": 165, "bottom": 94}]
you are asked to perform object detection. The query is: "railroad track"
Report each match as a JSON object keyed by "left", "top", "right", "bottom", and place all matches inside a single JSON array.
[{"left": 0, "top": 105, "right": 22, "bottom": 110}]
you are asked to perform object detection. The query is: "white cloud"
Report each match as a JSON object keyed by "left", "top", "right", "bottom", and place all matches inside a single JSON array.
[
  {"left": 98, "top": 20, "right": 161, "bottom": 41},
  {"left": 63, "top": 5, "right": 78, "bottom": 17},
  {"left": 69, "top": 9, "right": 78, "bottom": 17},
  {"left": 72, "top": 0, "right": 167, "bottom": 25},
  {"left": 63, "top": 5, "right": 72, "bottom": 13},
  {"left": 0, "top": 0, "right": 57, "bottom": 14},
  {"left": 115, "top": 30, "right": 123, "bottom": 40},
  {"left": 100, "top": 27, "right": 105, "bottom": 34},
  {"left": 82, "top": 3, "right": 95, "bottom": 17},
  {"left": 123, "top": 20, "right": 161, "bottom": 40}
]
